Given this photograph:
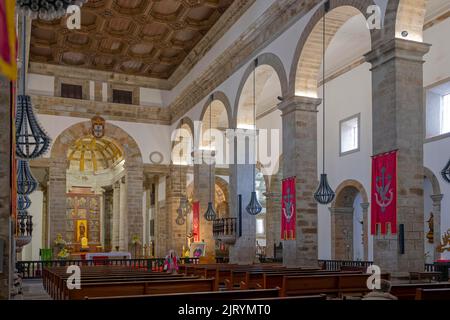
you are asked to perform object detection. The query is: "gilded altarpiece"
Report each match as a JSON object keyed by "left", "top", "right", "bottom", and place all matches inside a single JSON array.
[{"left": 66, "top": 187, "right": 101, "bottom": 249}]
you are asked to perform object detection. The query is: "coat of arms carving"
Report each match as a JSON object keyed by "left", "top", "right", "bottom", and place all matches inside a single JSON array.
[{"left": 91, "top": 116, "right": 105, "bottom": 139}]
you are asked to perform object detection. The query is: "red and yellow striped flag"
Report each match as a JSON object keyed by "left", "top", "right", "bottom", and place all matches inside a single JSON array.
[{"left": 0, "top": 0, "right": 17, "bottom": 80}]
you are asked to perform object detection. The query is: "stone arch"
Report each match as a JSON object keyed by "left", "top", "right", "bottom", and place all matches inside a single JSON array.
[
  {"left": 48, "top": 120, "right": 143, "bottom": 252},
  {"left": 171, "top": 116, "right": 195, "bottom": 164},
  {"left": 290, "top": 1, "right": 376, "bottom": 98},
  {"left": 382, "top": 0, "right": 430, "bottom": 43},
  {"left": 51, "top": 121, "right": 143, "bottom": 167},
  {"left": 199, "top": 91, "right": 232, "bottom": 129},
  {"left": 423, "top": 166, "right": 443, "bottom": 261},
  {"left": 233, "top": 52, "right": 288, "bottom": 128},
  {"left": 215, "top": 176, "right": 230, "bottom": 218},
  {"left": 330, "top": 179, "right": 369, "bottom": 261}
]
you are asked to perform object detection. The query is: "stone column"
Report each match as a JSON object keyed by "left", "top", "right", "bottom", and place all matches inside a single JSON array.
[
  {"left": 119, "top": 177, "right": 127, "bottom": 251},
  {"left": 48, "top": 159, "right": 67, "bottom": 249},
  {"left": 165, "top": 165, "right": 188, "bottom": 254},
  {"left": 0, "top": 77, "right": 11, "bottom": 299},
  {"left": 278, "top": 95, "right": 321, "bottom": 267},
  {"left": 228, "top": 130, "right": 257, "bottom": 265},
  {"left": 431, "top": 194, "right": 444, "bottom": 261},
  {"left": 360, "top": 202, "right": 370, "bottom": 261},
  {"left": 193, "top": 150, "right": 215, "bottom": 258},
  {"left": 125, "top": 164, "right": 144, "bottom": 253},
  {"left": 264, "top": 191, "right": 281, "bottom": 259},
  {"left": 329, "top": 207, "right": 354, "bottom": 260},
  {"left": 112, "top": 181, "right": 120, "bottom": 250},
  {"left": 102, "top": 187, "right": 113, "bottom": 251},
  {"left": 365, "top": 39, "right": 431, "bottom": 274}
]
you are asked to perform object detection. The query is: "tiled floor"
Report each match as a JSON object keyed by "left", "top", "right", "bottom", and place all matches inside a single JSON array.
[{"left": 13, "top": 279, "right": 51, "bottom": 300}]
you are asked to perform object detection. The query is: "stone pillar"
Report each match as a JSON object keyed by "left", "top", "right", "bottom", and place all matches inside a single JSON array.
[
  {"left": 365, "top": 39, "right": 431, "bottom": 274},
  {"left": 119, "top": 177, "right": 127, "bottom": 251},
  {"left": 193, "top": 150, "right": 215, "bottom": 258},
  {"left": 165, "top": 165, "right": 188, "bottom": 254},
  {"left": 103, "top": 187, "right": 113, "bottom": 251},
  {"left": 264, "top": 191, "right": 281, "bottom": 259},
  {"left": 0, "top": 77, "right": 11, "bottom": 299},
  {"left": 112, "top": 181, "right": 120, "bottom": 250},
  {"left": 431, "top": 194, "right": 443, "bottom": 261},
  {"left": 278, "top": 95, "right": 321, "bottom": 267},
  {"left": 360, "top": 202, "right": 370, "bottom": 261},
  {"left": 48, "top": 159, "right": 67, "bottom": 250},
  {"left": 329, "top": 207, "right": 354, "bottom": 260},
  {"left": 229, "top": 130, "right": 256, "bottom": 265},
  {"left": 125, "top": 164, "right": 144, "bottom": 253}
]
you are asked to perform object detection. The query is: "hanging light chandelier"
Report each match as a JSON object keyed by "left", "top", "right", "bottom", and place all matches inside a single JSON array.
[
  {"left": 16, "top": 15, "right": 51, "bottom": 159},
  {"left": 18, "top": 195, "right": 32, "bottom": 211},
  {"left": 16, "top": 0, "right": 88, "bottom": 20},
  {"left": 175, "top": 137, "right": 191, "bottom": 225},
  {"left": 246, "top": 58, "right": 263, "bottom": 216},
  {"left": 17, "top": 159, "right": 38, "bottom": 195},
  {"left": 314, "top": 0, "right": 335, "bottom": 205},
  {"left": 204, "top": 95, "right": 217, "bottom": 221},
  {"left": 442, "top": 158, "right": 450, "bottom": 183}
]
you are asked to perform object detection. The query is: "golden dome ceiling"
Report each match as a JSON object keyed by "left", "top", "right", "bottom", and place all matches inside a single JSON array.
[{"left": 68, "top": 136, "right": 123, "bottom": 173}]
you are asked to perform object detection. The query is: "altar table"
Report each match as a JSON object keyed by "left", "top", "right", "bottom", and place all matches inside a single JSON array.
[{"left": 85, "top": 252, "right": 131, "bottom": 260}]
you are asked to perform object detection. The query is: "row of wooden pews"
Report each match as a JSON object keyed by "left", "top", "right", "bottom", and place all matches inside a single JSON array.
[{"left": 43, "top": 263, "right": 450, "bottom": 300}]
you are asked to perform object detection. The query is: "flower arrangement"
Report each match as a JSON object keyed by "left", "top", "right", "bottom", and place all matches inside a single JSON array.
[
  {"left": 54, "top": 233, "right": 66, "bottom": 249},
  {"left": 57, "top": 248, "right": 70, "bottom": 260}
]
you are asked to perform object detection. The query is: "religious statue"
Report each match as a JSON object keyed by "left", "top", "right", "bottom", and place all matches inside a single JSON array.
[
  {"left": 163, "top": 250, "right": 179, "bottom": 274},
  {"left": 77, "top": 220, "right": 89, "bottom": 250},
  {"left": 426, "top": 212, "right": 434, "bottom": 244}
]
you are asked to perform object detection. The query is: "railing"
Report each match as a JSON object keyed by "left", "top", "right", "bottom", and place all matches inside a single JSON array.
[
  {"left": 213, "top": 218, "right": 237, "bottom": 244},
  {"left": 319, "top": 260, "right": 374, "bottom": 271},
  {"left": 17, "top": 214, "right": 33, "bottom": 237},
  {"left": 16, "top": 257, "right": 199, "bottom": 279},
  {"left": 425, "top": 263, "right": 437, "bottom": 272}
]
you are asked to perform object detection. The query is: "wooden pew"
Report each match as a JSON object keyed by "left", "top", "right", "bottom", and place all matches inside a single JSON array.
[
  {"left": 391, "top": 283, "right": 450, "bottom": 300},
  {"left": 86, "top": 288, "right": 281, "bottom": 301},
  {"left": 415, "top": 288, "right": 450, "bottom": 300},
  {"left": 66, "top": 278, "right": 217, "bottom": 300},
  {"left": 280, "top": 273, "right": 390, "bottom": 298}
]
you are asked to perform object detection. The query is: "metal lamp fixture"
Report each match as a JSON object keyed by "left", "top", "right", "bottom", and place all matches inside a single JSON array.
[
  {"left": 17, "top": 159, "right": 38, "bottom": 195},
  {"left": 16, "top": 0, "right": 88, "bottom": 20},
  {"left": 175, "top": 138, "right": 191, "bottom": 225},
  {"left": 204, "top": 95, "right": 217, "bottom": 221},
  {"left": 16, "top": 15, "right": 51, "bottom": 160},
  {"left": 313, "top": 0, "right": 335, "bottom": 205},
  {"left": 246, "top": 59, "right": 263, "bottom": 216},
  {"left": 18, "top": 195, "right": 32, "bottom": 211},
  {"left": 442, "top": 158, "right": 450, "bottom": 183}
]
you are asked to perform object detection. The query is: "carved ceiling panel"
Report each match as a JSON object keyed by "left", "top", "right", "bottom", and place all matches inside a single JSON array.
[{"left": 30, "top": 0, "right": 235, "bottom": 79}]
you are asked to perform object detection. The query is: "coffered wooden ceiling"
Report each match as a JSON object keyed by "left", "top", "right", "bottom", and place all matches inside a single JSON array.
[{"left": 30, "top": 0, "right": 235, "bottom": 80}]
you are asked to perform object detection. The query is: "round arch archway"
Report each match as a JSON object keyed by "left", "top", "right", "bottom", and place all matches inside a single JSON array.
[{"left": 48, "top": 121, "right": 144, "bottom": 253}]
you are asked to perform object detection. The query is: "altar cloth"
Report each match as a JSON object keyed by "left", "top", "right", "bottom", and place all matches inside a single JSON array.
[{"left": 85, "top": 252, "right": 131, "bottom": 260}]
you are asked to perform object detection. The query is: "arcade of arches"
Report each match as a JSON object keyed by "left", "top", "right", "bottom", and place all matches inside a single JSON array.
[{"left": 1, "top": 0, "right": 450, "bottom": 299}]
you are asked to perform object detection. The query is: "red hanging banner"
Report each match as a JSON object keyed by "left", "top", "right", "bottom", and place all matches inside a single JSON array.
[
  {"left": 192, "top": 201, "right": 200, "bottom": 242},
  {"left": 0, "top": 0, "right": 17, "bottom": 80},
  {"left": 371, "top": 150, "right": 397, "bottom": 235},
  {"left": 281, "top": 176, "right": 296, "bottom": 240}
]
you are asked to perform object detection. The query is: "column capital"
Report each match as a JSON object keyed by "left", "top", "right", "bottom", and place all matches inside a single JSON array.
[
  {"left": 263, "top": 192, "right": 281, "bottom": 199},
  {"left": 191, "top": 149, "right": 216, "bottom": 165},
  {"left": 360, "top": 202, "right": 370, "bottom": 210},
  {"left": 431, "top": 194, "right": 444, "bottom": 203},
  {"left": 328, "top": 207, "right": 354, "bottom": 215},
  {"left": 365, "top": 38, "right": 431, "bottom": 69},
  {"left": 277, "top": 95, "right": 321, "bottom": 116}
]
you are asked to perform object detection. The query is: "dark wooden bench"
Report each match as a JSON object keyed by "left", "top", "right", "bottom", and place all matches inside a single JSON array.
[
  {"left": 391, "top": 282, "right": 450, "bottom": 300},
  {"left": 415, "top": 288, "right": 450, "bottom": 300},
  {"left": 67, "top": 277, "right": 217, "bottom": 300},
  {"left": 86, "top": 288, "right": 281, "bottom": 301},
  {"left": 262, "top": 271, "right": 362, "bottom": 289}
]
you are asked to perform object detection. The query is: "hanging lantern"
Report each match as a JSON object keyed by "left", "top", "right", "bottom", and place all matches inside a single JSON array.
[
  {"left": 313, "top": 1, "right": 335, "bottom": 206},
  {"left": 314, "top": 174, "right": 336, "bottom": 205},
  {"left": 16, "top": 0, "right": 88, "bottom": 20},
  {"left": 16, "top": 95, "right": 51, "bottom": 159},
  {"left": 178, "top": 196, "right": 191, "bottom": 217},
  {"left": 18, "top": 195, "right": 32, "bottom": 211},
  {"left": 17, "top": 160, "right": 38, "bottom": 195},
  {"left": 442, "top": 158, "right": 450, "bottom": 183},
  {"left": 204, "top": 202, "right": 216, "bottom": 221},
  {"left": 175, "top": 212, "right": 186, "bottom": 226},
  {"left": 246, "top": 191, "right": 263, "bottom": 216}
]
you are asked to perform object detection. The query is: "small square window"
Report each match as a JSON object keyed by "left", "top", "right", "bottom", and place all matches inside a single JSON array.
[
  {"left": 256, "top": 218, "right": 265, "bottom": 235},
  {"left": 113, "top": 89, "right": 133, "bottom": 104},
  {"left": 340, "top": 114, "right": 360, "bottom": 156},
  {"left": 61, "top": 83, "right": 82, "bottom": 99}
]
